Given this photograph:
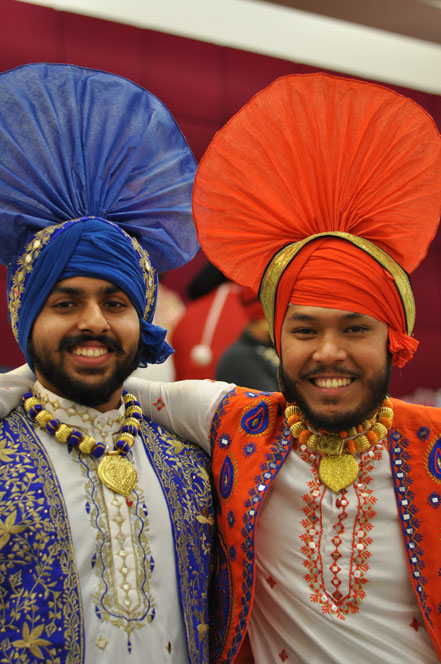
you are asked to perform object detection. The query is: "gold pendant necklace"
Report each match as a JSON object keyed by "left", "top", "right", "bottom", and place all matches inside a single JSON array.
[
  {"left": 318, "top": 450, "right": 360, "bottom": 493},
  {"left": 314, "top": 432, "right": 360, "bottom": 492},
  {"left": 97, "top": 453, "right": 138, "bottom": 497},
  {"left": 285, "top": 399, "right": 393, "bottom": 492},
  {"left": 22, "top": 390, "right": 142, "bottom": 497}
]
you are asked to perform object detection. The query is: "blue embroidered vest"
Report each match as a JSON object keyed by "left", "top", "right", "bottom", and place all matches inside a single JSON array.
[{"left": 0, "top": 407, "right": 213, "bottom": 663}]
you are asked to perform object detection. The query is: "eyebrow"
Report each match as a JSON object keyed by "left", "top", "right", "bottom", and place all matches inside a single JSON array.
[
  {"left": 286, "top": 311, "right": 365, "bottom": 323},
  {"left": 49, "top": 284, "right": 123, "bottom": 297}
]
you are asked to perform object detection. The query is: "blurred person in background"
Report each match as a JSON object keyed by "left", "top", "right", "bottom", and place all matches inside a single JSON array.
[
  {"left": 171, "top": 262, "right": 247, "bottom": 380},
  {"left": 216, "top": 285, "right": 279, "bottom": 391}
]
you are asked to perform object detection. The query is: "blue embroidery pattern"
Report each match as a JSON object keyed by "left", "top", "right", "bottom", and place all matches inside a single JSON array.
[
  {"left": 0, "top": 410, "right": 83, "bottom": 662},
  {"left": 211, "top": 387, "right": 289, "bottom": 662},
  {"left": 243, "top": 442, "right": 256, "bottom": 457},
  {"left": 217, "top": 432, "right": 232, "bottom": 450},
  {"left": 140, "top": 417, "right": 213, "bottom": 664},
  {"left": 390, "top": 428, "right": 432, "bottom": 625},
  {"left": 226, "top": 421, "right": 292, "bottom": 661},
  {"left": 428, "top": 492, "right": 441, "bottom": 509},
  {"left": 227, "top": 510, "right": 236, "bottom": 528},
  {"left": 240, "top": 401, "right": 271, "bottom": 436},
  {"left": 210, "top": 531, "right": 233, "bottom": 662},
  {"left": 211, "top": 389, "right": 236, "bottom": 453},
  {"left": 219, "top": 456, "right": 236, "bottom": 499},
  {"left": 417, "top": 426, "right": 430, "bottom": 442},
  {"left": 76, "top": 451, "right": 156, "bottom": 639},
  {"left": 426, "top": 437, "right": 441, "bottom": 483}
]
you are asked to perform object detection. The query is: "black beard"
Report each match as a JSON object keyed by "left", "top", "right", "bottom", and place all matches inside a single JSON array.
[
  {"left": 278, "top": 357, "right": 391, "bottom": 432},
  {"left": 28, "top": 333, "right": 143, "bottom": 409}
]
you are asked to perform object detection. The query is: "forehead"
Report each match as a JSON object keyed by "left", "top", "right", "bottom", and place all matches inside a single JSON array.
[
  {"left": 283, "top": 304, "right": 382, "bottom": 325},
  {"left": 49, "top": 276, "right": 121, "bottom": 295}
]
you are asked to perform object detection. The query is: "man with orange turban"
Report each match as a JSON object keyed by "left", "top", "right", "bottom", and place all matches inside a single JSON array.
[{"left": 5, "top": 74, "right": 441, "bottom": 663}]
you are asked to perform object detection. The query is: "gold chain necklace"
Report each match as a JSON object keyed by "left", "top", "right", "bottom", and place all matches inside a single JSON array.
[
  {"left": 22, "top": 389, "right": 142, "bottom": 497},
  {"left": 285, "top": 398, "right": 393, "bottom": 492}
]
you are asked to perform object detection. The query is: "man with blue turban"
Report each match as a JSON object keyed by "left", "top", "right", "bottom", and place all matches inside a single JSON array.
[{"left": 0, "top": 63, "right": 213, "bottom": 663}]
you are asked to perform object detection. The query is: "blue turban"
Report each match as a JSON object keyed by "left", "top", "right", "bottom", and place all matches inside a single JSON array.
[
  {"left": 0, "top": 63, "right": 199, "bottom": 367},
  {"left": 10, "top": 217, "right": 169, "bottom": 369}
]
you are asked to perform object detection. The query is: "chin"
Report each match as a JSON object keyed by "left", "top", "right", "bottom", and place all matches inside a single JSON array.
[
  {"left": 29, "top": 340, "right": 142, "bottom": 409},
  {"left": 278, "top": 363, "right": 390, "bottom": 432}
]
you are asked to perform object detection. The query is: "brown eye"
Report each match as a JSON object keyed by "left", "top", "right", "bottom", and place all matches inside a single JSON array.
[{"left": 52, "top": 300, "right": 75, "bottom": 308}]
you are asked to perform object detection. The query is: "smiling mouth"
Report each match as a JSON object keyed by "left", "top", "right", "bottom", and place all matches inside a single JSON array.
[
  {"left": 71, "top": 346, "right": 110, "bottom": 358},
  {"left": 312, "top": 377, "right": 354, "bottom": 388}
]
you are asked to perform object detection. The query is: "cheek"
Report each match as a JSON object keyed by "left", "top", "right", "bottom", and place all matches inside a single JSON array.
[
  {"left": 279, "top": 341, "right": 304, "bottom": 377},
  {"left": 361, "top": 332, "right": 389, "bottom": 360},
  {"left": 121, "top": 313, "right": 141, "bottom": 345},
  {"left": 30, "top": 315, "right": 52, "bottom": 347},
  {"left": 31, "top": 313, "right": 71, "bottom": 351}
]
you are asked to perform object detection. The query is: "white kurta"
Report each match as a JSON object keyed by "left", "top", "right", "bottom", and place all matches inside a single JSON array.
[
  {"left": 28, "top": 382, "right": 188, "bottom": 663},
  {"left": 125, "top": 377, "right": 438, "bottom": 664}
]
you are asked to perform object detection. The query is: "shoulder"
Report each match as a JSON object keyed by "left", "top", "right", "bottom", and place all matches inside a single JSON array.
[
  {"left": 0, "top": 406, "right": 26, "bottom": 427},
  {"left": 213, "top": 386, "right": 285, "bottom": 434},
  {"left": 392, "top": 397, "right": 441, "bottom": 421},
  {"left": 391, "top": 397, "right": 441, "bottom": 436}
]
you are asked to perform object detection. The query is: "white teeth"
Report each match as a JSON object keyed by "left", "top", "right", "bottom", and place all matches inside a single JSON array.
[
  {"left": 314, "top": 377, "right": 352, "bottom": 388},
  {"left": 72, "top": 347, "right": 108, "bottom": 358}
]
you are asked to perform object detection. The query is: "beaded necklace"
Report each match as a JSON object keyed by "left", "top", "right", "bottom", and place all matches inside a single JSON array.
[
  {"left": 285, "top": 397, "right": 394, "bottom": 492},
  {"left": 22, "top": 389, "right": 142, "bottom": 497}
]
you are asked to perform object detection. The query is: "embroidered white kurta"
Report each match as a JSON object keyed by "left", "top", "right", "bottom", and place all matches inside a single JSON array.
[
  {"left": 30, "top": 382, "right": 188, "bottom": 663},
  {"left": 125, "top": 377, "right": 438, "bottom": 664}
]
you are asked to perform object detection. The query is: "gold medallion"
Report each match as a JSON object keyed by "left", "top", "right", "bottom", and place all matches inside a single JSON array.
[
  {"left": 316, "top": 434, "right": 345, "bottom": 455},
  {"left": 97, "top": 454, "right": 138, "bottom": 497},
  {"left": 319, "top": 454, "right": 359, "bottom": 493}
]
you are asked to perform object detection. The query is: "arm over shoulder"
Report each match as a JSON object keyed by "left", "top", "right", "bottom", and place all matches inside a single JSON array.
[
  {"left": 0, "top": 364, "right": 35, "bottom": 416},
  {"left": 124, "top": 376, "right": 234, "bottom": 455}
]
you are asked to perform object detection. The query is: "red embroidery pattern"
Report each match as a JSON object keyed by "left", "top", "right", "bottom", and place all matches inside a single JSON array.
[
  {"left": 266, "top": 575, "right": 277, "bottom": 588},
  {"left": 410, "top": 617, "right": 422, "bottom": 631},
  {"left": 279, "top": 649, "right": 289, "bottom": 661},
  {"left": 298, "top": 442, "right": 382, "bottom": 620},
  {"left": 153, "top": 398, "right": 165, "bottom": 411},
  {"left": 329, "top": 489, "right": 349, "bottom": 602}
]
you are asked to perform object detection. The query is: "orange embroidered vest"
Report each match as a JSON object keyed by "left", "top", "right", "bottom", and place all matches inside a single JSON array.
[{"left": 209, "top": 387, "right": 441, "bottom": 663}]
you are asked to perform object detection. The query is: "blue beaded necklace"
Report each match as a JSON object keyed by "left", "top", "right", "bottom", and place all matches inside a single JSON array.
[{"left": 22, "top": 389, "right": 142, "bottom": 497}]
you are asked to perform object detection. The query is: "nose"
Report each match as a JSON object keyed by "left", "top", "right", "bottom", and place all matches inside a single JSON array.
[
  {"left": 77, "top": 301, "right": 110, "bottom": 334},
  {"left": 312, "top": 332, "right": 347, "bottom": 364}
]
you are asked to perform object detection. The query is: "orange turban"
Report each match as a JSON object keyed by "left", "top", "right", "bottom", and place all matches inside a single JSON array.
[
  {"left": 275, "top": 238, "right": 417, "bottom": 367},
  {"left": 193, "top": 74, "right": 441, "bottom": 367}
]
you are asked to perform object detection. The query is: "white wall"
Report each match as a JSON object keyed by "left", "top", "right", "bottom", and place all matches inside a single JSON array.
[{"left": 16, "top": 0, "right": 441, "bottom": 93}]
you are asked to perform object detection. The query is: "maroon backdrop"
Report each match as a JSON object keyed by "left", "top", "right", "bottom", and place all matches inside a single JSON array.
[{"left": 1, "top": 0, "right": 441, "bottom": 399}]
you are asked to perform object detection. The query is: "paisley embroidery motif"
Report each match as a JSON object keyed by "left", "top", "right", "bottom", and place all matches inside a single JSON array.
[
  {"left": 426, "top": 437, "right": 441, "bottom": 483},
  {"left": 219, "top": 456, "right": 236, "bottom": 499},
  {"left": 240, "top": 399, "right": 272, "bottom": 436}
]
